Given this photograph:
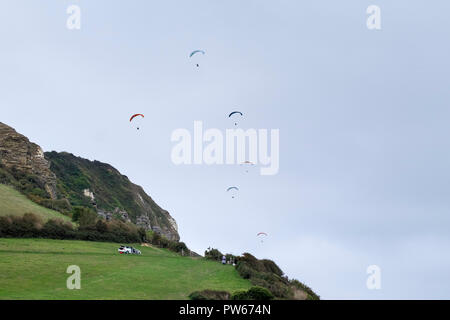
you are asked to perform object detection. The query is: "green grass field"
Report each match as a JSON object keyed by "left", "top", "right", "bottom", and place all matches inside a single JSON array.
[
  {"left": 0, "top": 238, "right": 251, "bottom": 299},
  {"left": 0, "top": 184, "right": 72, "bottom": 223}
]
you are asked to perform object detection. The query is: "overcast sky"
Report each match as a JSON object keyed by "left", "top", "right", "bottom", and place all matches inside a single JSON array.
[{"left": 1, "top": 1, "right": 449, "bottom": 299}]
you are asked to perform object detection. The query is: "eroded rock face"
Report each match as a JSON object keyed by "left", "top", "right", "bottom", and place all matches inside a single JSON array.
[{"left": 0, "top": 122, "right": 57, "bottom": 199}]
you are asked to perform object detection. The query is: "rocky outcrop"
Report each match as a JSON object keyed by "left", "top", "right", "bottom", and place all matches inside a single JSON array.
[{"left": 0, "top": 122, "right": 57, "bottom": 199}]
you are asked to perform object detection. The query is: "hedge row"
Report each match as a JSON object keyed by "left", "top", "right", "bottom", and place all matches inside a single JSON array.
[{"left": 0, "top": 213, "right": 145, "bottom": 243}]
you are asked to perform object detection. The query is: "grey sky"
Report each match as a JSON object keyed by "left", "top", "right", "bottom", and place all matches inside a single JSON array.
[{"left": 1, "top": 1, "right": 449, "bottom": 299}]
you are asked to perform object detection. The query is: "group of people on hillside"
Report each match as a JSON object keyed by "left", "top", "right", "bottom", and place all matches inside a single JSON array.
[{"left": 222, "top": 255, "right": 236, "bottom": 266}]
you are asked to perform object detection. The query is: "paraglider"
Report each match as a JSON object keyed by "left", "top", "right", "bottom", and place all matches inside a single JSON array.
[
  {"left": 130, "top": 114, "right": 144, "bottom": 130},
  {"left": 190, "top": 50, "right": 205, "bottom": 67},
  {"left": 227, "top": 186, "right": 239, "bottom": 199},
  {"left": 257, "top": 232, "right": 268, "bottom": 243},
  {"left": 228, "top": 111, "right": 243, "bottom": 126},
  {"left": 240, "top": 160, "right": 255, "bottom": 173}
]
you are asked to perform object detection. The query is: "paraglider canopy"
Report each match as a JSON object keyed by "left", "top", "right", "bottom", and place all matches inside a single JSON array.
[
  {"left": 257, "top": 232, "right": 268, "bottom": 243},
  {"left": 130, "top": 114, "right": 144, "bottom": 122},
  {"left": 130, "top": 114, "right": 144, "bottom": 130},
  {"left": 257, "top": 232, "right": 267, "bottom": 236},
  {"left": 190, "top": 50, "right": 205, "bottom": 67},
  {"left": 228, "top": 111, "right": 243, "bottom": 126},
  {"left": 189, "top": 50, "right": 205, "bottom": 58},
  {"left": 227, "top": 186, "right": 239, "bottom": 199},
  {"left": 228, "top": 111, "right": 243, "bottom": 118},
  {"left": 241, "top": 160, "right": 255, "bottom": 173}
]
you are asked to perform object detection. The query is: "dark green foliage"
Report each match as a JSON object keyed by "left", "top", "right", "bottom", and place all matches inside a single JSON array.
[
  {"left": 230, "top": 290, "right": 249, "bottom": 300},
  {"left": 95, "top": 220, "right": 108, "bottom": 233},
  {"left": 146, "top": 231, "right": 191, "bottom": 255},
  {"left": 44, "top": 152, "right": 175, "bottom": 235},
  {"left": 189, "top": 290, "right": 231, "bottom": 300},
  {"left": 75, "top": 207, "right": 98, "bottom": 228},
  {"left": 232, "top": 252, "right": 319, "bottom": 300},
  {"left": 260, "top": 259, "right": 284, "bottom": 277},
  {"left": 0, "top": 212, "right": 142, "bottom": 243},
  {"left": 231, "top": 286, "right": 274, "bottom": 300},
  {"left": 169, "top": 241, "right": 188, "bottom": 253},
  {"left": 204, "top": 248, "right": 223, "bottom": 261}
]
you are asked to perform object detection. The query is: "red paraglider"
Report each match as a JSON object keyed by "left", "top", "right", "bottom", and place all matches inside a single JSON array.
[
  {"left": 130, "top": 114, "right": 144, "bottom": 122},
  {"left": 130, "top": 114, "right": 144, "bottom": 130}
]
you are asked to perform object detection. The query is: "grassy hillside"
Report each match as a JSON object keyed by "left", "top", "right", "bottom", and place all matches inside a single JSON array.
[
  {"left": 0, "top": 238, "right": 251, "bottom": 299},
  {"left": 0, "top": 184, "right": 72, "bottom": 224}
]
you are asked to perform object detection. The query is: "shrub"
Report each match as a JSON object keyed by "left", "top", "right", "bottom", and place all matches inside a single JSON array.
[
  {"left": 260, "top": 259, "right": 283, "bottom": 277},
  {"left": 95, "top": 220, "right": 108, "bottom": 233},
  {"left": 169, "top": 241, "right": 188, "bottom": 253},
  {"left": 41, "top": 219, "right": 75, "bottom": 239},
  {"left": 231, "top": 290, "right": 250, "bottom": 300},
  {"left": 74, "top": 207, "right": 98, "bottom": 227},
  {"left": 231, "top": 287, "right": 273, "bottom": 300},
  {"left": 236, "top": 261, "right": 256, "bottom": 279},
  {"left": 232, "top": 252, "right": 318, "bottom": 299},
  {"left": 246, "top": 286, "right": 274, "bottom": 300},
  {"left": 204, "top": 248, "right": 223, "bottom": 261}
]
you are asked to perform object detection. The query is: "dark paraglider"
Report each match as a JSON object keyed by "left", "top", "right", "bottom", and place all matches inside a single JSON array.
[
  {"left": 229, "top": 111, "right": 243, "bottom": 126},
  {"left": 190, "top": 50, "right": 205, "bottom": 68}
]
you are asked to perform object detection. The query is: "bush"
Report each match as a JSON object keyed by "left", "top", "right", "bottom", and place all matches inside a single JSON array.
[
  {"left": 260, "top": 259, "right": 283, "bottom": 277},
  {"left": 231, "top": 287, "right": 274, "bottom": 300},
  {"left": 41, "top": 219, "right": 75, "bottom": 239},
  {"left": 189, "top": 290, "right": 231, "bottom": 300},
  {"left": 73, "top": 207, "right": 98, "bottom": 228},
  {"left": 231, "top": 290, "right": 250, "bottom": 300},
  {"left": 232, "top": 251, "right": 319, "bottom": 300},
  {"left": 204, "top": 248, "right": 223, "bottom": 261},
  {"left": 246, "top": 286, "right": 274, "bottom": 300},
  {"left": 0, "top": 212, "right": 142, "bottom": 244},
  {"left": 236, "top": 261, "right": 256, "bottom": 279},
  {"left": 169, "top": 241, "right": 188, "bottom": 253}
]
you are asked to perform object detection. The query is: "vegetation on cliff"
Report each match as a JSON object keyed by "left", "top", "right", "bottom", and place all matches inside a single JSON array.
[
  {"left": 45, "top": 151, "right": 179, "bottom": 241},
  {"left": 204, "top": 248, "right": 320, "bottom": 300}
]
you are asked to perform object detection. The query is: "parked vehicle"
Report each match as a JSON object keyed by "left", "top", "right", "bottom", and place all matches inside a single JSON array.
[{"left": 118, "top": 246, "right": 141, "bottom": 255}]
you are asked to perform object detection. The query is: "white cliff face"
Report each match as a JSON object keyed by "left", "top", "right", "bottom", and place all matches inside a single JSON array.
[
  {"left": 83, "top": 189, "right": 95, "bottom": 201},
  {"left": 137, "top": 193, "right": 145, "bottom": 205}
]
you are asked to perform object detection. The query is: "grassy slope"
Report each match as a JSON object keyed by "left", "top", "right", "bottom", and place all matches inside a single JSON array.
[
  {"left": 0, "top": 238, "right": 251, "bottom": 300},
  {"left": 0, "top": 184, "right": 72, "bottom": 223}
]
